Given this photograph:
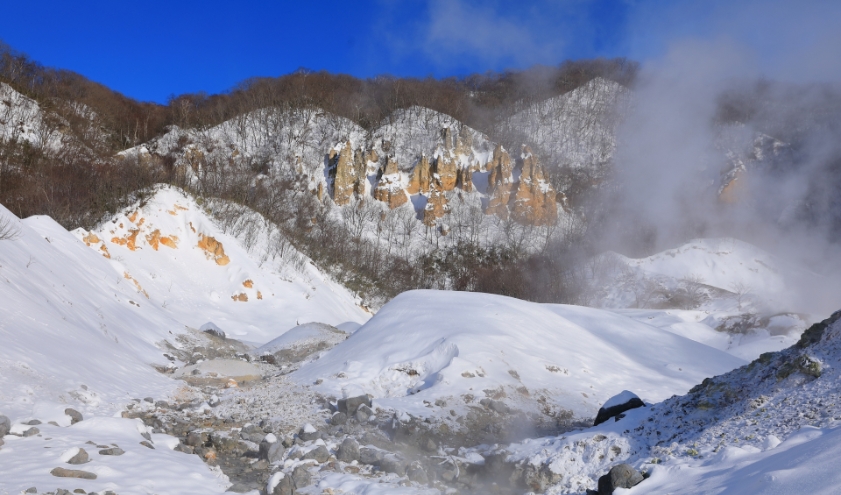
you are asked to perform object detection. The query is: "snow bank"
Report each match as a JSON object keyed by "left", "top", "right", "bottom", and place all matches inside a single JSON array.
[{"left": 293, "top": 290, "right": 745, "bottom": 418}]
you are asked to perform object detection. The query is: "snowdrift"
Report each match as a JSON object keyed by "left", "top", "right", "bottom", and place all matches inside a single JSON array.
[{"left": 293, "top": 290, "right": 745, "bottom": 418}]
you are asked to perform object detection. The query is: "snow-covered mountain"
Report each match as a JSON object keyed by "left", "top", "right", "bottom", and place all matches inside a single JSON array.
[{"left": 502, "top": 77, "right": 630, "bottom": 173}]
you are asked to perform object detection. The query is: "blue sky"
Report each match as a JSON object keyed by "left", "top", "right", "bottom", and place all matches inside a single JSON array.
[{"left": 2, "top": 0, "right": 838, "bottom": 103}]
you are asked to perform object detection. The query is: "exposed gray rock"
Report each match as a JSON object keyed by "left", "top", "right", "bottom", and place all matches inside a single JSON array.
[
  {"left": 337, "top": 437, "right": 360, "bottom": 462},
  {"left": 50, "top": 467, "right": 97, "bottom": 479},
  {"left": 267, "top": 442, "right": 285, "bottom": 463},
  {"left": 355, "top": 404, "right": 374, "bottom": 422},
  {"left": 175, "top": 442, "right": 194, "bottom": 454},
  {"left": 0, "top": 415, "right": 10, "bottom": 437},
  {"left": 302, "top": 445, "right": 330, "bottom": 463},
  {"left": 64, "top": 408, "right": 83, "bottom": 425},
  {"left": 338, "top": 395, "right": 371, "bottom": 416},
  {"left": 67, "top": 448, "right": 89, "bottom": 464},
  {"left": 407, "top": 462, "right": 428, "bottom": 484},
  {"left": 489, "top": 400, "right": 511, "bottom": 414},
  {"left": 240, "top": 424, "right": 264, "bottom": 443},
  {"left": 21, "top": 427, "right": 39, "bottom": 437},
  {"left": 597, "top": 463, "right": 644, "bottom": 495},
  {"left": 27, "top": 419, "right": 42, "bottom": 425},
  {"left": 291, "top": 465, "right": 312, "bottom": 488},
  {"left": 380, "top": 454, "right": 407, "bottom": 475},
  {"left": 359, "top": 446, "right": 383, "bottom": 465},
  {"left": 24, "top": 488, "right": 36, "bottom": 493},
  {"left": 330, "top": 412, "right": 347, "bottom": 425},
  {"left": 299, "top": 424, "right": 320, "bottom": 442},
  {"left": 186, "top": 431, "right": 205, "bottom": 447},
  {"left": 99, "top": 447, "right": 125, "bottom": 456},
  {"left": 140, "top": 440, "right": 155, "bottom": 449}
]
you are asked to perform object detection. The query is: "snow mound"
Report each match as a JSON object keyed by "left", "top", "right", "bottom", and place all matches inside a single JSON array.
[
  {"left": 74, "top": 185, "right": 368, "bottom": 343},
  {"left": 292, "top": 290, "right": 745, "bottom": 418}
]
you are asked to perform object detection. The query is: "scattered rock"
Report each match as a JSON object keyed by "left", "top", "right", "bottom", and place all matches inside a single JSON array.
[
  {"left": 330, "top": 412, "right": 347, "bottom": 425},
  {"left": 67, "top": 448, "right": 89, "bottom": 465},
  {"left": 359, "top": 446, "right": 383, "bottom": 465},
  {"left": 597, "top": 463, "right": 644, "bottom": 495},
  {"left": 303, "top": 445, "right": 330, "bottom": 463},
  {"left": 24, "top": 488, "right": 36, "bottom": 493},
  {"left": 140, "top": 440, "right": 155, "bottom": 449},
  {"left": 22, "top": 427, "right": 39, "bottom": 437},
  {"left": 380, "top": 454, "right": 407, "bottom": 475},
  {"left": 299, "top": 424, "right": 320, "bottom": 442},
  {"left": 0, "top": 415, "right": 10, "bottom": 437},
  {"left": 65, "top": 408, "right": 83, "bottom": 425},
  {"left": 337, "top": 395, "right": 371, "bottom": 416},
  {"left": 175, "top": 442, "right": 194, "bottom": 454},
  {"left": 50, "top": 467, "right": 97, "bottom": 480},
  {"left": 291, "top": 465, "right": 312, "bottom": 488},
  {"left": 355, "top": 404, "right": 374, "bottom": 422},
  {"left": 27, "top": 419, "right": 42, "bottom": 425},
  {"left": 186, "top": 431, "right": 205, "bottom": 447},
  {"left": 594, "top": 391, "right": 645, "bottom": 426},
  {"left": 337, "top": 438, "right": 360, "bottom": 462},
  {"left": 407, "top": 462, "right": 429, "bottom": 484},
  {"left": 99, "top": 447, "right": 125, "bottom": 456}
]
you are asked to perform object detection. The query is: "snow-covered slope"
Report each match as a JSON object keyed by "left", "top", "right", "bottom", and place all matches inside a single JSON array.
[
  {"left": 0, "top": 82, "right": 62, "bottom": 150},
  {"left": 0, "top": 207, "right": 182, "bottom": 421},
  {"left": 455, "top": 310, "right": 841, "bottom": 494},
  {"left": 587, "top": 238, "right": 822, "bottom": 360},
  {"left": 73, "top": 185, "right": 368, "bottom": 343},
  {"left": 371, "top": 106, "right": 495, "bottom": 173},
  {"left": 293, "top": 290, "right": 745, "bottom": 419},
  {"left": 504, "top": 77, "right": 630, "bottom": 171}
]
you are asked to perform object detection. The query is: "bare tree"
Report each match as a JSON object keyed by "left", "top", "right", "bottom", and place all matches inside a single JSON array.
[
  {"left": 730, "top": 280, "right": 753, "bottom": 311},
  {"left": 0, "top": 213, "right": 20, "bottom": 241}
]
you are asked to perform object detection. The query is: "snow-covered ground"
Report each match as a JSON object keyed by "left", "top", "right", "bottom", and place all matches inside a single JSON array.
[
  {"left": 73, "top": 186, "right": 368, "bottom": 344},
  {"left": 0, "top": 187, "right": 368, "bottom": 494},
  {"left": 293, "top": 290, "right": 744, "bottom": 420}
]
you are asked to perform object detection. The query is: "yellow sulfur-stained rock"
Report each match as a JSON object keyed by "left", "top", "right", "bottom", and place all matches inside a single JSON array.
[
  {"left": 197, "top": 234, "right": 230, "bottom": 266},
  {"left": 485, "top": 145, "right": 514, "bottom": 219},
  {"left": 511, "top": 146, "right": 558, "bottom": 226}
]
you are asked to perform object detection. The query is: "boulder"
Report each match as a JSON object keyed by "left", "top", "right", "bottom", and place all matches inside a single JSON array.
[
  {"left": 50, "top": 467, "right": 97, "bottom": 480},
  {"left": 302, "top": 444, "right": 330, "bottom": 463},
  {"left": 355, "top": 404, "right": 374, "bottom": 423},
  {"left": 67, "top": 448, "right": 89, "bottom": 465},
  {"left": 330, "top": 412, "right": 347, "bottom": 425},
  {"left": 336, "top": 437, "right": 360, "bottom": 462},
  {"left": 596, "top": 463, "right": 644, "bottom": 494},
  {"left": 337, "top": 395, "right": 371, "bottom": 416},
  {"left": 299, "top": 423, "right": 320, "bottom": 442},
  {"left": 594, "top": 390, "right": 645, "bottom": 426},
  {"left": 99, "top": 447, "right": 125, "bottom": 456}
]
